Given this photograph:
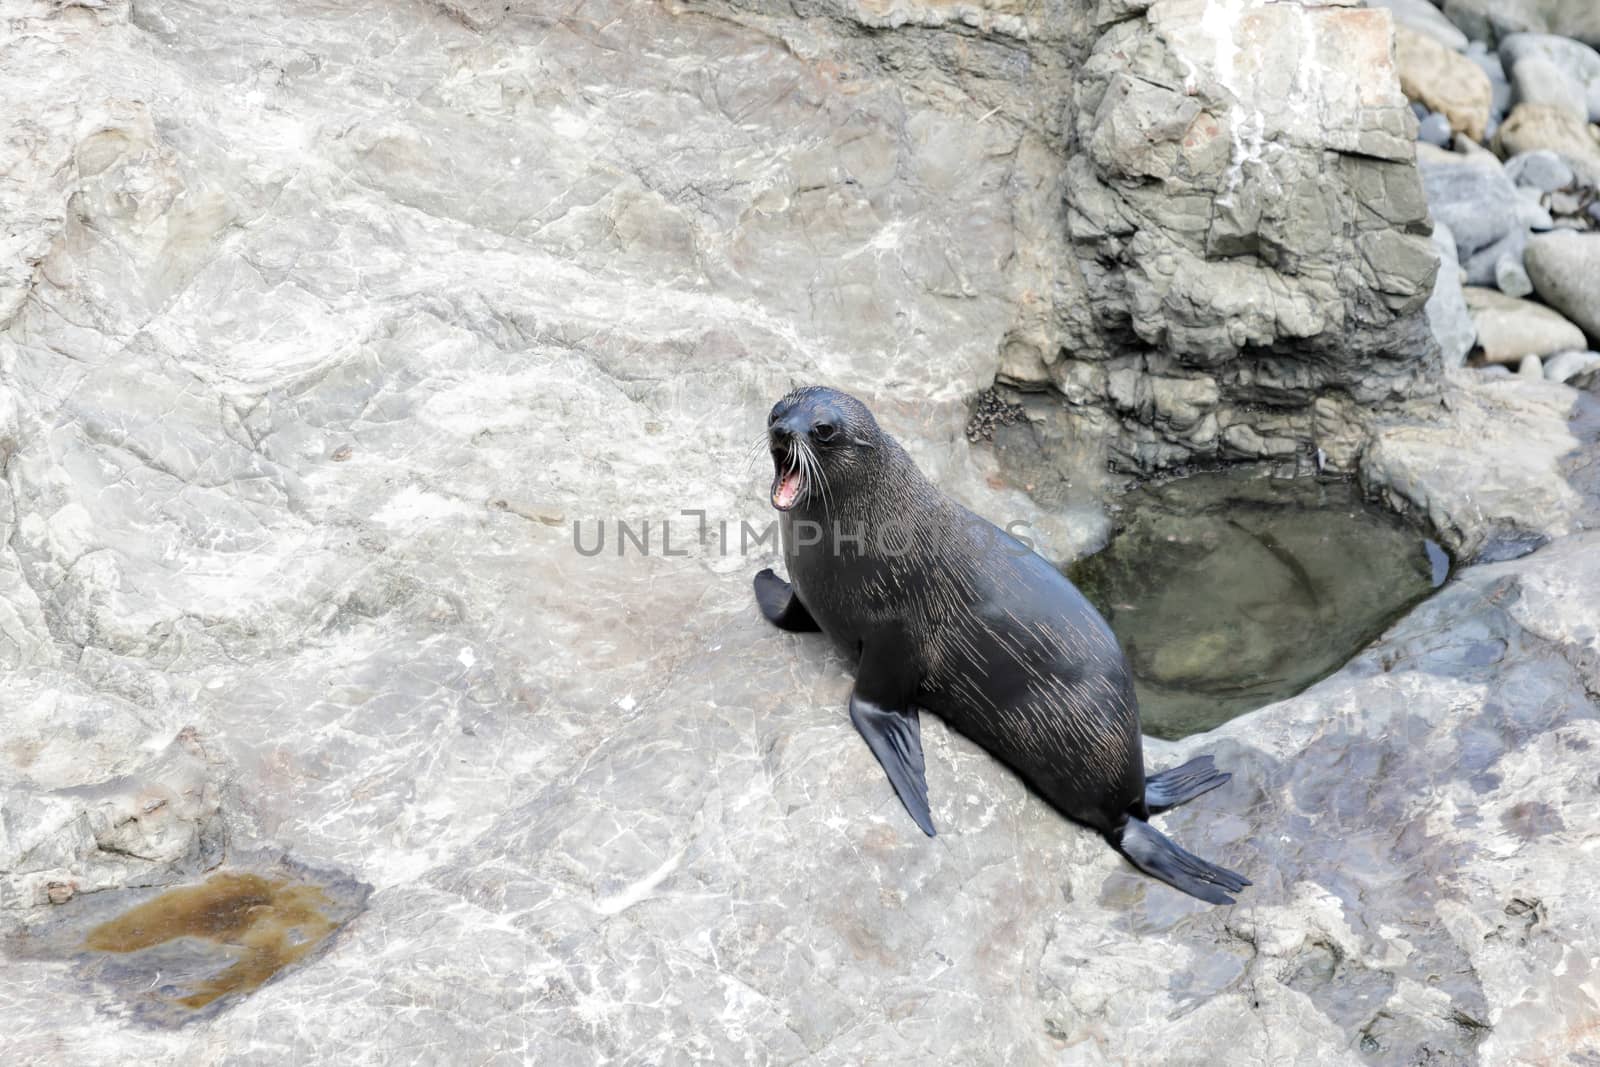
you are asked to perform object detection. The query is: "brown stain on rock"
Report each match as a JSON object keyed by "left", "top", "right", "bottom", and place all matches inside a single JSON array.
[{"left": 82, "top": 872, "right": 341, "bottom": 1011}]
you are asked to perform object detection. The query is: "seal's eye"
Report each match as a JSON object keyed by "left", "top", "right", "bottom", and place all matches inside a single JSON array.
[{"left": 813, "top": 422, "right": 836, "bottom": 442}]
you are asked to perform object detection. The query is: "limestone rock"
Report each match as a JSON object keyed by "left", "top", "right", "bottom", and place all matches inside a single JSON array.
[
  {"left": 1372, "top": 0, "right": 1469, "bottom": 52},
  {"left": 1055, "top": 0, "right": 1440, "bottom": 472},
  {"left": 1395, "top": 25, "right": 1494, "bottom": 142},
  {"left": 1524, "top": 230, "right": 1600, "bottom": 342},
  {"left": 1423, "top": 220, "right": 1475, "bottom": 364},
  {"left": 1495, "top": 103, "right": 1600, "bottom": 185},
  {"left": 1463, "top": 285, "right": 1589, "bottom": 362},
  {"left": 1362, "top": 376, "right": 1598, "bottom": 558},
  {"left": 1510, "top": 54, "right": 1590, "bottom": 122},
  {"left": 1502, "top": 32, "right": 1600, "bottom": 122},
  {"left": 1443, "top": 0, "right": 1600, "bottom": 49},
  {"left": 1418, "top": 149, "right": 1526, "bottom": 257},
  {"left": 1545, "top": 348, "right": 1600, "bottom": 383},
  {"left": 1505, "top": 149, "right": 1578, "bottom": 191}
]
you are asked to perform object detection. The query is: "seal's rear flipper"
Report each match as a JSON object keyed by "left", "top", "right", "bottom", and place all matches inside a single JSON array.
[
  {"left": 1115, "top": 818, "right": 1249, "bottom": 906},
  {"left": 754, "top": 568, "right": 821, "bottom": 632},
  {"left": 1144, "top": 755, "right": 1231, "bottom": 814},
  {"left": 849, "top": 694, "right": 935, "bottom": 837}
]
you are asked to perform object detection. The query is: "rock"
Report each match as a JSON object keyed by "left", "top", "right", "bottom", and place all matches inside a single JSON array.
[
  {"left": 1463, "top": 285, "right": 1589, "bottom": 361},
  {"left": 1495, "top": 104, "right": 1600, "bottom": 185},
  {"left": 1495, "top": 249, "right": 1535, "bottom": 296},
  {"left": 1362, "top": 377, "right": 1599, "bottom": 559},
  {"left": 1423, "top": 220, "right": 1476, "bottom": 365},
  {"left": 1418, "top": 111, "right": 1455, "bottom": 146},
  {"left": 1463, "top": 227, "right": 1536, "bottom": 290},
  {"left": 1519, "top": 353, "right": 1545, "bottom": 378},
  {"left": 6, "top": 0, "right": 1597, "bottom": 1061},
  {"left": 1465, "top": 40, "right": 1515, "bottom": 120},
  {"left": 1443, "top": 0, "right": 1600, "bottom": 49},
  {"left": 1505, "top": 149, "right": 1577, "bottom": 191},
  {"left": 1372, "top": 0, "right": 1470, "bottom": 52},
  {"left": 1501, "top": 32, "right": 1600, "bottom": 122},
  {"left": 1524, "top": 230, "right": 1600, "bottom": 341},
  {"left": 1509, "top": 54, "right": 1590, "bottom": 122},
  {"left": 1544, "top": 349, "right": 1600, "bottom": 383},
  {"left": 1418, "top": 150, "right": 1525, "bottom": 257},
  {"left": 1394, "top": 26, "right": 1494, "bottom": 141},
  {"left": 1053, "top": 0, "right": 1441, "bottom": 472}
]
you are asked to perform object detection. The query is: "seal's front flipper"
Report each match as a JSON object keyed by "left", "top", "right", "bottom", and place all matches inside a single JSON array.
[
  {"left": 1144, "top": 755, "right": 1231, "bottom": 814},
  {"left": 754, "top": 568, "right": 820, "bottom": 632},
  {"left": 849, "top": 695, "right": 934, "bottom": 836},
  {"left": 848, "top": 637, "right": 933, "bottom": 836},
  {"left": 1114, "top": 818, "right": 1250, "bottom": 906}
]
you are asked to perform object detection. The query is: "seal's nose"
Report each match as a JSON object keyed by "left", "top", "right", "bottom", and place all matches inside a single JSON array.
[{"left": 769, "top": 414, "right": 806, "bottom": 441}]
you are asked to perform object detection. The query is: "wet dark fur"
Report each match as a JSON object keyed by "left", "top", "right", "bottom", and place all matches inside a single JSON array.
[{"left": 756, "top": 386, "right": 1248, "bottom": 905}]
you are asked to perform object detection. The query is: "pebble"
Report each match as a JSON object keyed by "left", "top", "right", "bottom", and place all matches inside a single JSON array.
[
  {"left": 1420, "top": 152, "right": 1525, "bottom": 257},
  {"left": 1495, "top": 104, "right": 1600, "bottom": 182},
  {"left": 1524, "top": 230, "right": 1600, "bottom": 339},
  {"left": 1466, "top": 40, "right": 1514, "bottom": 117},
  {"left": 1464, "top": 229, "right": 1526, "bottom": 286},
  {"left": 1479, "top": 363, "right": 1513, "bottom": 378},
  {"left": 1425, "top": 219, "right": 1477, "bottom": 365},
  {"left": 1505, "top": 149, "right": 1576, "bottom": 191},
  {"left": 1373, "top": 0, "right": 1472, "bottom": 53},
  {"left": 1463, "top": 285, "right": 1589, "bottom": 363},
  {"left": 1419, "top": 111, "right": 1455, "bottom": 146},
  {"left": 1496, "top": 253, "right": 1535, "bottom": 296},
  {"left": 1509, "top": 54, "right": 1589, "bottom": 122},
  {"left": 1500, "top": 33, "right": 1600, "bottom": 123},
  {"left": 1396, "top": 27, "right": 1494, "bottom": 142},
  {"left": 1544, "top": 349, "right": 1600, "bottom": 383},
  {"left": 1519, "top": 353, "right": 1545, "bottom": 378}
]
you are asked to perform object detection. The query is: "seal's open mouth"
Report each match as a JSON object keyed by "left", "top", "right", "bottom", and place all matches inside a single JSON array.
[{"left": 771, "top": 449, "right": 804, "bottom": 511}]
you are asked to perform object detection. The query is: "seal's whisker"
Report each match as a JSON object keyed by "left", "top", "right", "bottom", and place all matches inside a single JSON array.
[
  {"left": 802, "top": 436, "right": 832, "bottom": 514},
  {"left": 793, "top": 436, "right": 814, "bottom": 505},
  {"left": 744, "top": 432, "right": 770, "bottom": 471}
]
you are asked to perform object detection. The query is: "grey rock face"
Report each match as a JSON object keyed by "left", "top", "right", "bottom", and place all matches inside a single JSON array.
[
  {"left": 1525, "top": 230, "right": 1600, "bottom": 341},
  {"left": 1032, "top": 0, "right": 1441, "bottom": 472}
]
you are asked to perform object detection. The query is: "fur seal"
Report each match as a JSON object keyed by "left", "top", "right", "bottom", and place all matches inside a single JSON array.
[{"left": 753, "top": 386, "right": 1249, "bottom": 905}]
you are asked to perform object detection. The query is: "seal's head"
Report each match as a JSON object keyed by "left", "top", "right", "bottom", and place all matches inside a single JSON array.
[{"left": 766, "top": 386, "right": 880, "bottom": 512}]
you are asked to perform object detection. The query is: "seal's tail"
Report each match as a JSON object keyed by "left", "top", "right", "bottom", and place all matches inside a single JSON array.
[
  {"left": 1114, "top": 818, "right": 1250, "bottom": 906},
  {"left": 1144, "top": 755, "right": 1231, "bottom": 814}
]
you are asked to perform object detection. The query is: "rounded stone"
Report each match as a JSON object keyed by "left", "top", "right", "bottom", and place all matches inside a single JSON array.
[
  {"left": 1524, "top": 230, "right": 1600, "bottom": 341},
  {"left": 1543, "top": 349, "right": 1600, "bottom": 383},
  {"left": 1419, "top": 111, "right": 1455, "bottom": 146},
  {"left": 1463, "top": 285, "right": 1588, "bottom": 362},
  {"left": 1505, "top": 149, "right": 1576, "bottom": 191}
]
